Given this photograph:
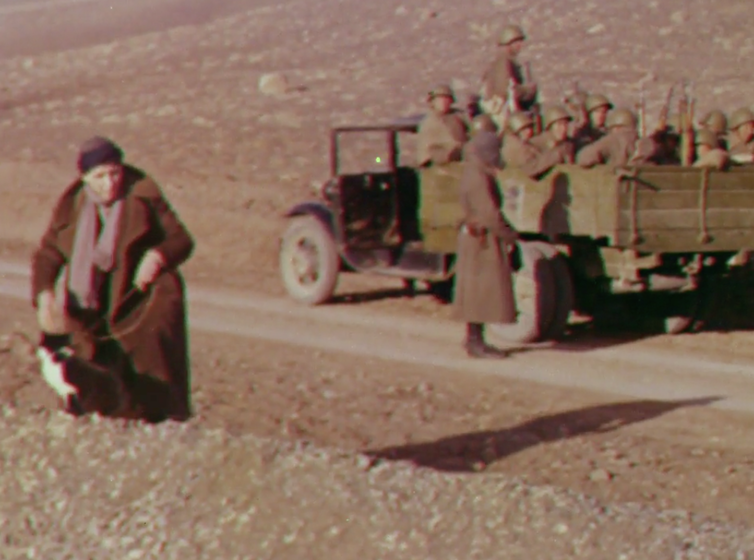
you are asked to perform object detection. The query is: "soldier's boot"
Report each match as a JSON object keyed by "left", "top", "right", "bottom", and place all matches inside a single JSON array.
[{"left": 464, "top": 323, "right": 509, "bottom": 358}]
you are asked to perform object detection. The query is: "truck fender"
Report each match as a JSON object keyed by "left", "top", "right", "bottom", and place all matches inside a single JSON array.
[{"left": 283, "top": 201, "right": 336, "bottom": 236}]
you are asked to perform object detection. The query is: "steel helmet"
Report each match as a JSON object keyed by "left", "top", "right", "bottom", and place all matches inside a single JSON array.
[
  {"left": 606, "top": 108, "right": 638, "bottom": 129},
  {"left": 585, "top": 93, "right": 613, "bottom": 113},
  {"left": 498, "top": 25, "right": 526, "bottom": 46},
  {"left": 427, "top": 84, "right": 455, "bottom": 102},
  {"left": 728, "top": 107, "right": 754, "bottom": 131},
  {"left": 699, "top": 109, "right": 727, "bottom": 135},
  {"left": 507, "top": 111, "right": 535, "bottom": 134},
  {"left": 543, "top": 105, "right": 572, "bottom": 130}
]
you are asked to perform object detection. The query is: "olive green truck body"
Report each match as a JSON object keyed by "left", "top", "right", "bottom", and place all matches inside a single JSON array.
[{"left": 279, "top": 120, "right": 754, "bottom": 341}]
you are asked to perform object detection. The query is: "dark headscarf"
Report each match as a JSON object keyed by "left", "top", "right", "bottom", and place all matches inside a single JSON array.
[
  {"left": 468, "top": 130, "right": 503, "bottom": 170},
  {"left": 77, "top": 136, "right": 124, "bottom": 175}
]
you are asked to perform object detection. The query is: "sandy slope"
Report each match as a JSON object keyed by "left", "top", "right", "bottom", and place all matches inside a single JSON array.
[{"left": 2, "top": 0, "right": 754, "bottom": 554}]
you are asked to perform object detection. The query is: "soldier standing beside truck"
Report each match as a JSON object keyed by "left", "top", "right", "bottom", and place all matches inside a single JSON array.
[
  {"left": 453, "top": 129, "right": 518, "bottom": 359},
  {"left": 416, "top": 84, "right": 469, "bottom": 167},
  {"left": 462, "top": 113, "right": 501, "bottom": 160}
]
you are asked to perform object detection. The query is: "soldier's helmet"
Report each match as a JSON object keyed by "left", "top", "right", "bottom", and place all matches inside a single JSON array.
[
  {"left": 699, "top": 109, "right": 727, "bottom": 135},
  {"left": 694, "top": 129, "right": 718, "bottom": 149},
  {"left": 507, "top": 111, "right": 535, "bottom": 134},
  {"left": 427, "top": 84, "right": 455, "bottom": 103},
  {"left": 543, "top": 106, "right": 572, "bottom": 130},
  {"left": 498, "top": 25, "right": 526, "bottom": 46},
  {"left": 727, "top": 107, "right": 754, "bottom": 131},
  {"left": 470, "top": 114, "right": 498, "bottom": 136},
  {"left": 606, "top": 108, "right": 638, "bottom": 129},
  {"left": 585, "top": 93, "right": 613, "bottom": 113}
]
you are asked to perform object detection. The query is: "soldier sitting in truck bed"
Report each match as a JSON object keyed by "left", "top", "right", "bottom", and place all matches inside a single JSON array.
[
  {"left": 502, "top": 110, "right": 572, "bottom": 179},
  {"left": 530, "top": 105, "right": 576, "bottom": 162},
  {"left": 698, "top": 109, "right": 728, "bottom": 150},
  {"left": 416, "top": 84, "right": 469, "bottom": 167},
  {"left": 693, "top": 129, "right": 729, "bottom": 170},
  {"left": 573, "top": 93, "right": 613, "bottom": 151},
  {"left": 727, "top": 107, "right": 754, "bottom": 164},
  {"left": 576, "top": 108, "right": 659, "bottom": 168}
]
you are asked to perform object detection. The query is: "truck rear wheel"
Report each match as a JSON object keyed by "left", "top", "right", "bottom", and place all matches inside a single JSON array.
[
  {"left": 279, "top": 216, "right": 340, "bottom": 305},
  {"left": 531, "top": 241, "right": 574, "bottom": 341},
  {"left": 661, "top": 290, "right": 700, "bottom": 335},
  {"left": 488, "top": 241, "right": 556, "bottom": 344}
]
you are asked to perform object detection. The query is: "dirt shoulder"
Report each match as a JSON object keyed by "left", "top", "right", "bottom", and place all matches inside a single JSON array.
[{"left": 2, "top": 295, "right": 754, "bottom": 527}]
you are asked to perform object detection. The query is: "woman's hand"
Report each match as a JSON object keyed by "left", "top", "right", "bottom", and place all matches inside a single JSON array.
[
  {"left": 36, "top": 289, "right": 66, "bottom": 333},
  {"left": 134, "top": 249, "right": 166, "bottom": 291}
]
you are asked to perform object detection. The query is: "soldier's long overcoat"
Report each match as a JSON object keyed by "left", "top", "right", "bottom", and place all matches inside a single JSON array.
[{"left": 452, "top": 132, "right": 518, "bottom": 324}]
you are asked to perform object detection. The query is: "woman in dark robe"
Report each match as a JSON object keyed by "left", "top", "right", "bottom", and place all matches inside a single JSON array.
[{"left": 32, "top": 136, "right": 195, "bottom": 422}]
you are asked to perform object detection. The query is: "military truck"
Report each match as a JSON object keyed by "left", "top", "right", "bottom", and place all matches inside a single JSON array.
[{"left": 278, "top": 116, "right": 754, "bottom": 343}]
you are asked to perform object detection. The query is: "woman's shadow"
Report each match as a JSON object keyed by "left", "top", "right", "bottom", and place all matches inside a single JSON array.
[{"left": 364, "top": 396, "right": 721, "bottom": 472}]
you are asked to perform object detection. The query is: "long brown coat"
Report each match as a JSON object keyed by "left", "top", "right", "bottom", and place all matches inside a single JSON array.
[
  {"left": 480, "top": 52, "right": 538, "bottom": 111},
  {"left": 502, "top": 133, "right": 568, "bottom": 178},
  {"left": 416, "top": 109, "right": 469, "bottom": 166},
  {"left": 31, "top": 165, "right": 194, "bottom": 421},
  {"left": 452, "top": 132, "right": 518, "bottom": 325},
  {"left": 576, "top": 128, "right": 657, "bottom": 167}
]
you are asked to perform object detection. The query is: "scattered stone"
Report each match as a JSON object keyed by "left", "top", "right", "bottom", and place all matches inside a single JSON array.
[
  {"left": 670, "top": 10, "right": 687, "bottom": 25},
  {"left": 258, "top": 72, "right": 289, "bottom": 96},
  {"left": 191, "top": 116, "right": 215, "bottom": 128},
  {"left": 154, "top": 105, "right": 178, "bottom": 117},
  {"left": 587, "top": 23, "right": 605, "bottom": 35},
  {"left": 395, "top": 5, "right": 408, "bottom": 15},
  {"left": 589, "top": 468, "right": 613, "bottom": 482}
]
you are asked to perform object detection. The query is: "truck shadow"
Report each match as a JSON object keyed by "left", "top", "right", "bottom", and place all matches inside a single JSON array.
[
  {"left": 363, "top": 396, "right": 722, "bottom": 473},
  {"left": 329, "top": 280, "right": 454, "bottom": 305}
]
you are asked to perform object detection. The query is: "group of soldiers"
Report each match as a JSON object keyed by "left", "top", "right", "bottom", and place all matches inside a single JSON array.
[
  {"left": 416, "top": 24, "right": 754, "bottom": 178},
  {"left": 436, "top": 24, "right": 754, "bottom": 359}
]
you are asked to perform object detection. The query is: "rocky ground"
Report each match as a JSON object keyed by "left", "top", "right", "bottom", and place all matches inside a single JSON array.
[
  {"left": 2, "top": 0, "right": 754, "bottom": 557},
  {"left": 1, "top": 405, "right": 754, "bottom": 560}
]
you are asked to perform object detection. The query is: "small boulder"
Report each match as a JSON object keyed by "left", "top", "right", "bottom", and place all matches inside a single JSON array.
[{"left": 258, "top": 73, "right": 289, "bottom": 96}]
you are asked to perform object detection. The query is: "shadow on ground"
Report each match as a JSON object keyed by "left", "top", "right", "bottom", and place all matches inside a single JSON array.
[{"left": 365, "top": 396, "right": 722, "bottom": 473}]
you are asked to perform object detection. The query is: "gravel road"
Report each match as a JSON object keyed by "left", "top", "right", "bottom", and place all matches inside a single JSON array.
[{"left": 3, "top": 259, "right": 754, "bottom": 414}]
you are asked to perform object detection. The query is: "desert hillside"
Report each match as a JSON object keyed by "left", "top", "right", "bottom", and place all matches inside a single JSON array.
[{"left": 1, "top": 1, "right": 754, "bottom": 558}]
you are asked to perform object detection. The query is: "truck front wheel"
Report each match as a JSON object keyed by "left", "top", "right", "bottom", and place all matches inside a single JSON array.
[{"left": 279, "top": 216, "right": 340, "bottom": 305}]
